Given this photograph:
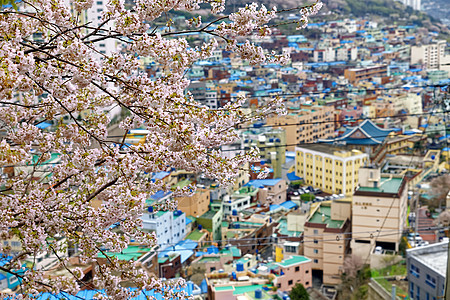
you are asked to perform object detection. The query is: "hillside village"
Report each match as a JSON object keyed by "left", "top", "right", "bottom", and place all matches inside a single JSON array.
[{"left": 1, "top": 1, "right": 450, "bottom": 300}]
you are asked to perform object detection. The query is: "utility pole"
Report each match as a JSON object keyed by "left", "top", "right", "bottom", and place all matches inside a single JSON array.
[{"left": 443, "top": 90, "right": 450, "bottom": 300}]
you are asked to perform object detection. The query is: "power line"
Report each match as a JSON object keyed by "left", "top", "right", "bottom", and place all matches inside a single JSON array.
[
  {"left": 362, "top": 101, "right": 438, "bottom": 265},
  {"left": 101, "top": 226, "right": 448, "bottom": 254},
  {"left": 220, "top": 128, "right": 446, "bottom": 152},
  {"left": 103, "top": 109, "right": 448, "bottom": 141},
  {"left": 2, "top": 128, "right": 445, "bottom": 169},
  {"left": 187, "top": 82, "right": 448, "bottom": 103}
]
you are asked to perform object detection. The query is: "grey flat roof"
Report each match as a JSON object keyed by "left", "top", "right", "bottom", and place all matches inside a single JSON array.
[{"left": 407, "top": 241, "right": 448, "bottom": 277}]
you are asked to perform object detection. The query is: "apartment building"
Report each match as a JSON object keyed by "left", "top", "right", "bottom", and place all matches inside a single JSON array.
[
  {"left": 271, "top": 256, "right": 313, "bottom": 291},
  {"left": 406, "top": 242, "right": 447, "bottom": 300},
  {"left": 222, "top": 186, "right": 259, "bottom": 215},
  {"left": 295, "top": 144, "right": 369, "bottom": 195},
  {"left": 245, "top": 179, "right": 288, "bottom": 205},
  {"left": 141, "top": 210, "right": 186, "bottom": 250},
  {"left": 303, "top": 201, "right": 351, "bottom": 285},
  {"left": 351, "top": 167, "right": 408, "bottom": 256},
  {"left": 241, "top": 126, "right": 286, "bottom": 178},
  {"left": 399, "top": 0, "right": 421, "bottom": 10},
  {"left": 411, "top": 40, "right": 446, "bottom": 70},
  {"left": 266, "top": 105, "right": 334, "bottom": 151},
  {"left": 175, "top": 180, "right": 211, "bottom": 217},
  {"left": 344, "top": 65, "right": 388, "bottom": 83}
]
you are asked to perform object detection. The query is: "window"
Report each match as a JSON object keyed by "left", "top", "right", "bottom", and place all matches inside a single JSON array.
[
  {"left": 288, "top": 280, "right": 293, "bottom": 285},
  {"left": 305, "top": 270, "right": 309, "bottom": 274},
  {"left": 313, "top": 259, "right": 318, "bottom": 264},
  {"left": 410, "top": 264, "right": 420, "bottom": 278},
  {"left": 417, "top": 286, "right": 420, "bottom": 300},
  {"left": 295, "top": 266, "right": 300, "bottom": 272},
  {"left": 9, "top": 276, "right": 18, "bottom": 285},
  {"left": 305, "top": 281, "right": 309, "bottom": 285},
  {"left": 410, "top": 282, "right": 414, "bottom": 298},
  {"left": 314, "top": 249, "right": 319, "bottom": 254},
  {"left": 426, "top": 274, "right": 436, "bottom": 288}
]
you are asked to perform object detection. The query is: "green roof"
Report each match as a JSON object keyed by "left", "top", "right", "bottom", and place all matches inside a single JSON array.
[
  {"left": 199, "top": 256, "right": 221, "bottom": 263},
  {"left": 277, "top": 255, "right": 311, "bottom": 267},
  {"left": 186, "top": 229, "right": 205, "bottom": 241},
  {"left": 246, "top": 290, "right": 272, "bottom": 300},
  {"left": 277, "top": 218, "right": 302, "bottom": 237},
  {"left": 222, "top": 221, "right": 229, "bottom": 228},
  {"left": 30, "top": 153, "right": 60, "bottom": 165},
  {"left": 158, "top": 257, "right": 169, "bottom": 264},
  {"left": 97, "top": 245, "right": 153, "bottom": 261},
  {"left": 199, "top": 209, "right": 219, "bottom": 219},
  {"left": 173, "top": 179, "right": 192, "bottom": 189},
  {"left": 308, "top": 206, "right": 344, "bottom": 229},
  {"left": 234, "top": 186, "right": 259, "bottom": 197},
  {"left": 235, "top": 221, "right": 261, "bottom": 227},
  {"left": 358, "top": 177, "right": 403, "bottom": 194},
  {"left": 155, "top": 211, "right": 167, "bottom": 217},
  {"left": 214, "top": 286, "right": 234, "bottom": 291},
  {"left": 220, "top": 246, "right": 241, "bottom": 257},
  {"left": 233, "top": 284, "right": 271, "bottom": 295}
]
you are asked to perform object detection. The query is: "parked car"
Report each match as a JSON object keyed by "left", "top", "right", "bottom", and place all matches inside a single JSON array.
[{"left": 374, "top": 246, "right": 383, "bottom": 254}]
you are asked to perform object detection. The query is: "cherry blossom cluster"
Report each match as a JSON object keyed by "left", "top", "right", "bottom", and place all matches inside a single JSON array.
[
  {"left": 297, "top": 1, "right": 324, "bottom": 29},
  {"left": 0, "top": 0, "right": 322, "bottom": 298},
  {"left": 216, "top": 3, "right": 277, "bottom": 37}
]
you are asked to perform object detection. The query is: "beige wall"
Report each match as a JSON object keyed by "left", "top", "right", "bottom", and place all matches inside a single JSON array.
[
  {"left": 331, "top": 200, "right": 352, "bottom": 221},
  {"left": 287, "top": 213, "right": 307, "bottom": 232},
  {"left": 266, "top": 179, "right": 287, "bottom": 204},
  {"left": 352, "top": 186, "right": 407, "bottom": 251},
  {"left": 177, "top": 188, "right": 210, "bottom": 217},
  {"left": 267, "top": 106, "right": 334, "bottom": 151}
]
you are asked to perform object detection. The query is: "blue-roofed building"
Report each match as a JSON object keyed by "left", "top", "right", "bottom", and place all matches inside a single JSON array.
[
  {"left": 148, "top": 190, "right": 172, "bottom": 204},
  {"left": 279, "top": 201, "right": 298, "bottom": 210},
  {"left": 286, "top": 171, "right": 302, "bottom": 182},
  {"left": 245, "top": 179, "right": 287, "bottom": 204},
  {"left": 319, "top": 119, "right": 393, "bottom": 147},
  {"left": 0, "top": 255, "right": 25, "bottom": 291}
]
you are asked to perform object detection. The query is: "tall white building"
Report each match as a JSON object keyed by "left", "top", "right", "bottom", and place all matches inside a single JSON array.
[
  {"left": 411, "top": 40, "right": 447, "bottom": 70},
  {"left": 141, "top": 210, "right": 187, "bottom": 251},
  {"left": 398, "top": 0, "right": 421, "bottom": 10},
  {"left": 81, "top": 0, "right": 117, "bottom": 56}
]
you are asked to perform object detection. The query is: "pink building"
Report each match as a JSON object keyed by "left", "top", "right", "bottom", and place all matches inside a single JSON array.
[{"left": 273, "top": 256, "right": 312, "bottom": 292}]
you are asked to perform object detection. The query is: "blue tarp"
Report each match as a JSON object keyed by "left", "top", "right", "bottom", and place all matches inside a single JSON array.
[
  {"left": 36, "top": 122, "right": 52, "bottom": 129},
  {"left": 207, "top": 246, "right": 219, "bottom": 254},
  {"left": 287, "top": 171, "right": 302, "bottom": 182},
  {"left": 152, "top": 171, "right": 170, "bottom": 180},
  {"left": 270, "top": 204, "right": 282, "bottom": 211},
  {"left": 280, "top": 201, "right": 298, "bottom": 210},
  {"left": 200, "top": 279, "right": 208, "bottom": 294},
  {"left": 150, "top": 190, "right": 172, "bottom": 201},
  {"left": 245, "top": 179, "right": 282, "bottom": 188},
  {"left": 159, "top": 246, "right": 194, "bottom": 264}
]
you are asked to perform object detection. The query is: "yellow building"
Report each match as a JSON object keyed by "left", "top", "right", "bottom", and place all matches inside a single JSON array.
[
  {"left": 266, "top": 105, "right": 334, "bottom": 151},
  {"left": 351, "top": 167, "right": 408, "bottom": 257},
  {"left": 303, "top": 200, "right": 351, "bottom": 285},
  {"left": 295, "top": 144, "right": 369, "bottom": 195}
]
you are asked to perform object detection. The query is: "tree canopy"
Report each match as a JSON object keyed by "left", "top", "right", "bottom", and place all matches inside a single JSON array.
[{"left": 0, "top": 0, "right": 323, "bottom": 298}]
